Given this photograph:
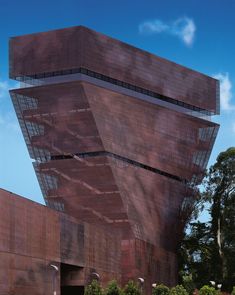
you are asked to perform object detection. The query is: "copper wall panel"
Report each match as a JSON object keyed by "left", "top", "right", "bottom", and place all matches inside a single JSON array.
[
  {"left": 0, "top": 189, "right": 122, "bottom": 294},
  {"left": 11, "top": 81, "right": 218, "bottom": 182},
  {"left": 10, "top": 27, "right": 83, "bottom": 78},
  {"left": 83, "top": 82, "right": 218, "bottom": 181},
  {"left": 9, "top": 26, "right": 219, "bottom": 292},
  {"left": 11, "top": 82, "right": 104, "bottom": 157},
  {"left": 10, "top": 26, "right": 218, "bottom": 113},
  {"left": 10, "top": 76, "right": 217, "bottom": 288},
  {"left": 0, "top": 194, "right": 11, "bottom": 253},
  {"left": 84, "top": 223, "right": 122, "bottom": 285},
  {"left": 1, "top": 198, "right": 59, "bottom": 263},
  {"left": 81, "top": 27, "right": 218, "bottom": 114},
  {"left": 108, "top": 158, "right": 186, "bottom": 248},
  {"left": 60, "top": 215, "right": 85, "bottom": 266},
  {"left": 0, "top": 252, "right": 11, "bottom": 294}
]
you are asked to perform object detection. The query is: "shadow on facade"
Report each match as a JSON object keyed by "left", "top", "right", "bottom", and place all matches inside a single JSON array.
[
  {"left": 61, "top": 263, "right": 84, "bottom": 295},
  {"left": 61, "top": 286, "right": 84, "bottom": 295}
]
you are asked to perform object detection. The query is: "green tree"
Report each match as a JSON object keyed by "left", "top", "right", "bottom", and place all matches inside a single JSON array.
[
  {"left": 169, "top": 285, "right": 188, "bottom": 295},
  {"left": 182, "top": 275, "right": 196, "bottom": 295},
  {"left": 152, "top": 284, "right": 170, "bottom": 295},
  {"left": 203, "top": 147, "right": 235, "bottom": 289},
  {"left": 85, "top": 280, "right": 104, "bottom": 295},
  {"left": 198, "top": 285, "right": 217, "bottom": 295},
  {"left": 179, "top": 221, "right": 214, "bottom": 287},
  {"left": 123, "top": 281, "right": 141, "bottom": 295},
  {"left": 105, "top": 280, "right": 123, "bottom": 295},
  {"left": 179, "top": 148, "right": 235, "bottom": 291}
]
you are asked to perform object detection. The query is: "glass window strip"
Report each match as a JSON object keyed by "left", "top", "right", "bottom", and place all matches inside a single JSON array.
[{"left": 14, "top": 67, "right": 213, "bottom": 116}]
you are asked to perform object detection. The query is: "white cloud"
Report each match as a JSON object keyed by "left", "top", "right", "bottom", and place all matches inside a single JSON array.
[
  {"left": 139, "top": 19, "right": 169, "bottom": 34},
  {"left": 139, "top": 17, "right": 196, "bottom": 47},
  {"left": 173, "top": 18, "right": 196, "bottom": 46},
  {"left": 213, "top": 73, "right": 235, "bottom": 111}
]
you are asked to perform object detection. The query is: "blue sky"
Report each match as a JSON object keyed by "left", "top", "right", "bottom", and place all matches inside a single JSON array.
[{"left": 0, "top": 0, "right": 235, "bottom": 206}]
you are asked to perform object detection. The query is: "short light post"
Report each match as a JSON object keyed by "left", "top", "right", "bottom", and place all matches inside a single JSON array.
[
  {"left": 210, "top": 281, "right": 222, "bottom": 291},
  {"left": 210, "top": 281, "right": 216, "bottom": 287},
  {"left": 90, "top": 272, "right": 100, "bottom": 282},
  {"left": 50, "top": 264, "right": 59, "bottom": 295},
  {"left": 138, "top": 277, "right": 144, "bottom": 294},
  {"left": 217, "top": 284, "right": 222, "bottom": 291}
]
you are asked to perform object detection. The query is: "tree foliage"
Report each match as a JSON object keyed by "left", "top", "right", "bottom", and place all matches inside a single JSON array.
[
  {"left": 123, "top": 281, "right": 141, "bottom": 295},
  {"left": 179, "top": 148, "right": 235, "bottom": 291},
  {"left": 182, "top": 275, "right": 196, "bottom": 295},
  {"left": 152, "top": 284, "right": 170, "bottom": 295},
  {"left": 198, "top": 285, "right": 217, "bottom": 295},
  {"left": 105, "top": 280, "right": 123, "bottom": 295},
  {"left": 231, "top": 286, "right": 235, "bottom": 295},
  {"left": 169, "top": 285, "right": 188, "bottom": 295},
  {"left": 85, "top": 280, "right": 104, "bottom": 295}
]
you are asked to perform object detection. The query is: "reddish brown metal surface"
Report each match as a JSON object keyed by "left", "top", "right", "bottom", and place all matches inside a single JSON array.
[
  {"left": 10, "top": 26, "right": 219, "bottom": 114},
  {"left": 0, "top": 189, "right": 60, "bottom": 294},
  {"left": 7, "top": 26, "right": 219, "bottom": 294},
  {"left": 0, "top": 189, "right": 121, "bottom": 294}
]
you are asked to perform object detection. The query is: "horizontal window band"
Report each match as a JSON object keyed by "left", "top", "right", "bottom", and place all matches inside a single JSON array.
[
  {"left": 14, "top": 67, "right": 212, "bottom": 116},
  {"left": 50, "top": 151, "right": 188, "bottom": 184}
]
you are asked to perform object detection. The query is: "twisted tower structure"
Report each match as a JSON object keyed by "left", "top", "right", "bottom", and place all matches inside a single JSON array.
[{"left": 9, "top": 26, "right": 219, "bottom": 293}]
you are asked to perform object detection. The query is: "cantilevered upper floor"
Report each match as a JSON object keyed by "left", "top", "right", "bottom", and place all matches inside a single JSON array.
[{"left": 9, "top": 26, "right": 220, "bottom": 116}]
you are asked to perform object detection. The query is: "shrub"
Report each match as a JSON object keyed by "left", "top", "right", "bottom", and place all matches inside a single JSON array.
[
  {"left": 123, "top": 280, "right": 141, "bottom": 295},
  {"left": 198, "top": 285, "right": 217, "bottom": 295},
  {"left": 182, "top": 275, "right": 196, "bottom": 295},
  {"left": 85, "top": 280, "right": 104, "bottom": 295},
  {"left": 170, "top": 285, "right": 188, "bottom": 295},
  {"left": 106, "top": 280, "right": 123, "bottom": 295},
  {"left": 152, "top": 284, "right": 170, "bottom": 295}
]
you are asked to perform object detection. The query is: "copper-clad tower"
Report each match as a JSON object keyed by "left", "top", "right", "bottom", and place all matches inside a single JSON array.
[{"left": 9, "top": 26, "right": 219, "bottom": 293}]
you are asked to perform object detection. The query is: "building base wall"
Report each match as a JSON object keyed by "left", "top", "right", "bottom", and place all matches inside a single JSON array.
[{"left": 0, "top": 189, "right": 122, "bottom": 295}]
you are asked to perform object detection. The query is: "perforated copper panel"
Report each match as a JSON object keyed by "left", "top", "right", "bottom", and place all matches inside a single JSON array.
[
  {"left": 0, "top": 189, "right": 121, "bottom": 294},
  {"left": 10, "top": 26, "right": 219, "bottom": 114},
  {"left": 9, "top": 26, "right": 219, "bottom": 291}
]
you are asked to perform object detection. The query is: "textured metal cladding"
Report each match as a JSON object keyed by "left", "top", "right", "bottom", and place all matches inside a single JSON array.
[
  {"left": 9, "top": 26, "right": 83, "bottom": 78},
  {"left": 84, "top": 223, "right": 121, "bottom": 273},
  {"left": 10, "top": 80, "right": 217, "bottom": 288},
  {"left": 12, "top": 82, "right": 104, "bottom": 157},
  {"left": 82, "top": 27, "right": 218, "bottom": 113},
  {"left": 0, "top": 190, "right": 61, "bottom": 261},
  {"left": 10, "top": 81, "right": 90, "bottom": 112},
  {"left": 0, "top": 252, "right": 11, "bottom": 293},
  {"left": 0, "top": 190, "right": 60, "bottom": 294},
  {"left": 9, "top": 79, "right": 218, "bottom": 290},
  {"left": 10, "top": 26, "right": 218, "bottom": 113},
  {"left": 109, "top": 159, "right": 186, "bottom": 248},
  {"left": 83, "top": 82, "right": 217, "bottom": 181},
  {"left": 0, "top": 252, "right": 56, "bottom": 295},
  {"left": 0, "top": 189, "right": 122, "bottom": 293},
  {"left": 9, "top": 26, "right": 219, "bottom": 291},
  {"left": 36, "top": 156, "right": 131, "bottom": 235},
  {"left": 131, "top": 239, "right": 178, "bottom": 291},
  {"left": 14, "top": 80, "right": 218, "bottom": 182},
  {"left": 60, "top": 215, "right": 85, "bottom": 266}
]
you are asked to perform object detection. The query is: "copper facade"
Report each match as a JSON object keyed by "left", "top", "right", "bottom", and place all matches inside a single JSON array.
[
  {"left": 0, "top": 189, "right": 121, "bottom": 294},
  {"left": 0, "top": 25, "right": 219, "bottom": 294}
]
